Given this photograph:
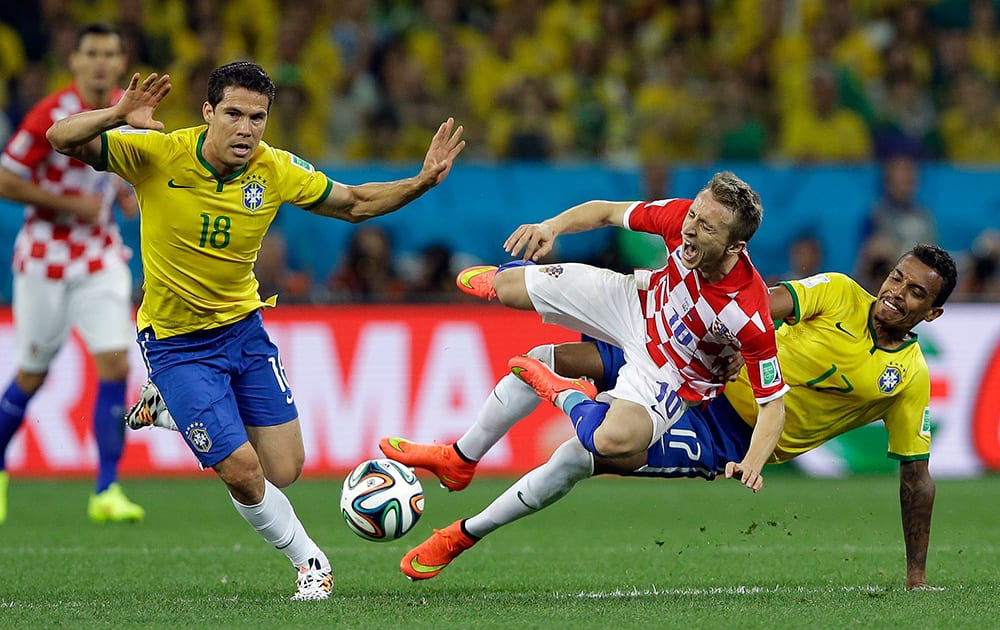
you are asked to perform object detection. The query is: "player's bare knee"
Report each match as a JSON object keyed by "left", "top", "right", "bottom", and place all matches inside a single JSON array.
[
  {"left": 216, "top": 448, "right": 266, "bottom": 504},
  {"left": 15, "top": 370, "right": 46, "bottom": 395},
  {"left": 494, "top": 269, "right": 532, "bottom": 309},
  {"left": 592, "top": 427, "right": 645, "bottom": 459},
  {"left": 93, "top": 350, "right": 129, "bottom": 381},
  {"left": 264, "top": 458, "right": 303, "bottom": 488}
]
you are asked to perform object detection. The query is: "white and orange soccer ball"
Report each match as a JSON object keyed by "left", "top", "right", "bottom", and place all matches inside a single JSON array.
[{"left": 340, "top": 458, "right": 424, "bottom": 542}]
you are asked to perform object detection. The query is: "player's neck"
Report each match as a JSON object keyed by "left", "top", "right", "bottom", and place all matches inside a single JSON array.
[
  {"left": 870, "top": 319, "right": 912, "bottom": 350},
  {"left": 700, "top": 252, "right": 738, "bottom": 283},
  {"left": 78, "top": 84, "right": 112, "bottom": 109}
]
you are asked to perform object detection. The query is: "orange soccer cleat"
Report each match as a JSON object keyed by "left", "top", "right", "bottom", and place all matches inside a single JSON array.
[
  {"left": 400, "top": 520, "right": 478, "bottom": 581},
  {"left": 455, "top": 265, "right": 498, "bottom": 300},
  {"left": 378, "top": 437, "right": 477, "bottom": 492},
  {"left": 507, "top": 355, "right": 598, "bottom": 405}
]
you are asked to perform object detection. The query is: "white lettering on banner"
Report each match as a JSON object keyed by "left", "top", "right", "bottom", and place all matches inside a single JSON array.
[
  {"left": 411, "top": 322, "right": 511, "bottom": 465},
  {"left": 272, "top": 323, "right": 410, "bottom": 467},
  {"left": 266, "top": 321, "right": 512, "bottom": 468}
]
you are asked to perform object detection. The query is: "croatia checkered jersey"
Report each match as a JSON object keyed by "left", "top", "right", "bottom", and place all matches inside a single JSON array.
[
  {"left": 1, "top": 83, "right": 130, "bottom": 280},
  {"left": 99, "top": 126, "right": 333, "bottom": 339},
  {"left": 623, "top": 198, "right": 787, "bottom": 404}
]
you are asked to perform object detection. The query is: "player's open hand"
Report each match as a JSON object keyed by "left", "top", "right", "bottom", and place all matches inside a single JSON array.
[
  {"left": 420, "top": 117, "right": 465, "bottom": 186},
  {"left": 116, "top": 72, "right": 172, "bottom": 131},
  {"left": 725, "top": 460, "right": 764, "bottom": 493},
  {"left": 504, "top": 222, "right": 557, "bottom": 261}
]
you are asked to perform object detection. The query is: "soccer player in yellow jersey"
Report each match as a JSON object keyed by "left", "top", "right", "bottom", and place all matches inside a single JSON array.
[
  {"left": 46, "top": 61, "right": 465, "bottom": 600},
  {"left": 381, "top": 244, "right": 957, "bottom": 590}
]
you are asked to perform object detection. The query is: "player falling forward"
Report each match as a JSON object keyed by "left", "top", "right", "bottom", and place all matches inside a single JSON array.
[
  {"left": 456, "top": 172, "right": 787, "bottom": 492},
  {"left": 382, "top": 245, "right": 956, "bottom": 589},
  {"left": 46, "top": 61, "right": 464, "bottom": 600}
]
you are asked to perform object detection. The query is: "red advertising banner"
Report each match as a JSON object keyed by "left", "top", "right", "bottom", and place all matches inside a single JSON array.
[{"left": 2, "top": 303, "right": 999, "bottom": 478}]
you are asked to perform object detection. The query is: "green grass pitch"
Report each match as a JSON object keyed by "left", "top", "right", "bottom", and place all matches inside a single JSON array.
[{"left": 2, "top": 472, "right": 998, "bottom": 628}]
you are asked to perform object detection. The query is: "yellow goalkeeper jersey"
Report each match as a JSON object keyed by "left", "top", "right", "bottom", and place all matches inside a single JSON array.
[
  {"left": 724, "top": 272, "right": 932, "bottom": 463},
  {"left": 99, "top": 126, "right": 332, "bottom": 338}
]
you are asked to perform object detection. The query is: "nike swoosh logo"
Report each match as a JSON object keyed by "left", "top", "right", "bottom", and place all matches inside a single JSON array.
[
  {"left": 386, "top": 437, "right": 407, "bottom": 452},
  {"left": 834, "top": 322, "right": 856, "bottom": 338},
  {"left": 409, "top": 556, "right": 449, "bottom": 574},
  {"left": 457, "top": 267, "right": 493, "bottom": 289},
  {"left": 285, "top": 394, "right": 294, "bottom": 404},
  {"left": 167, "top": 179, "right": 195, "bottom": 189},
  {"left": 510, "top": 366, "right": 526, "bottom": 379}
]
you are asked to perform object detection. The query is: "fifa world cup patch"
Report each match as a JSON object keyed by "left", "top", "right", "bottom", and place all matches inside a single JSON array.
[
  {"left": 185, "top": 422, "right": 213, "bottom": 453},
  {"left": 758, "top": 357, "right": 782, "bottom": 387},
  {"left": 541, "top": 265, "right": 564, "bottom": 278},
  {"left": 290, "top": 153, "right": 315, "bottom": 173},
  {"left": 921, "top": 408, "right": 932, "bottom": 436}
]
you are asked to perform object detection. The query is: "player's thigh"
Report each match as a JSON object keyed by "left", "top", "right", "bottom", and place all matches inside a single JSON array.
[
  {"left": 231, "top": 325, "right": 302, "bottom": 484},
  {"left": 524, "top": 263, "right": 642, "bottom": 349},
  {"left": 553, "top": 341, "right": 606, "bottom": 384},
  {"left": 246, "top": 420, "right": 304, "bottom": 488},
  {"left": 69, "top": 264, "right": 134, "bottom": 356},
  {"left": 12, "top": 274, "right": 72, "bottom": 371}
]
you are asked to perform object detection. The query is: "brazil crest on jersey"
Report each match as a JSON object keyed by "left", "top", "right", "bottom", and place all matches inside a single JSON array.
[
  {"left": 99, "top": 126, "right": 332, "bottom": 337},
  {"left": 723, "top": 272, "right": 932, "bottom": 463}
]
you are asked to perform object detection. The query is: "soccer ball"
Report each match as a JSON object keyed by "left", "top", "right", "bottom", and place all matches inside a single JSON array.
[{"left": 340, "top": 458, "right": 424, "bottom": 542}]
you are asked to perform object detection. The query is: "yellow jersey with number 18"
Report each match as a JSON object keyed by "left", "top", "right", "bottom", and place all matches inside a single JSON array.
[
  {"left": 99, "top": 126, "right": 332, "bottom": 338},
  {"left": 723, "top": 272, "right": 932, "bottom": 463}
]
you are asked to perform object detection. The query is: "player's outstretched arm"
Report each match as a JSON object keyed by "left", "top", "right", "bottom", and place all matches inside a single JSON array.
[
  {"left": 313, "top": 118, "right": 465, "bottom": 222},
  {"left": 899, "top": 459, "right": 942, "bottom": 590},
  {"left": 725, "top": 397, "right": 785, "bottom": 492},
  {"left": 504, "top": 200, "right": 631, "bottom": 262},
  {"left": 47, "top": 72, "right": 171, "bottom": 168}
]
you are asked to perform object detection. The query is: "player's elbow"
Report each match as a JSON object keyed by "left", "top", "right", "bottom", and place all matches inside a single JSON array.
[{"left": 45, "top": 122, "right": 72, "bottom": 155}]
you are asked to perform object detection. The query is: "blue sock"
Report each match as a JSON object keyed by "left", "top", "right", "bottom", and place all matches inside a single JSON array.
[
  {"left": 565, "top": 398, "right": 610, "bottom": 456},
  {"left": 93, "top": 380, "right": 127, "bottom": 493},
  {"left": 497, "top": 260, "right": 536, "bottom": 273},
  {"left": 0, "top": 381, "right": 33, "bottom": 470}
]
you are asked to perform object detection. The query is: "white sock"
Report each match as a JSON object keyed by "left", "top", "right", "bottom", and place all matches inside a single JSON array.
[
  {"left": 231, "top": 479, "right": 328, "bottom": 569},
  {"left": 464, "top": 438, "right": 593, "bottom": 538},
  {"left": 455, "top": 344, "right": 553, "bottom": 461}
]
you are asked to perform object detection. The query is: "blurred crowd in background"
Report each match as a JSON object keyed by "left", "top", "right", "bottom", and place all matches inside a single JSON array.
[{"left": 0, "top": 0, "right": 998, "bottom": 303}]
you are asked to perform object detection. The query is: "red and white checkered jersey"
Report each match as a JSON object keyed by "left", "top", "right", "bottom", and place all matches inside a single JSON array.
[
  {"left": 1, "top": 83, "right": 130, "bottom": 281},
  {"left": 624, "top": 198, "right": 786, "bottom": 404}
]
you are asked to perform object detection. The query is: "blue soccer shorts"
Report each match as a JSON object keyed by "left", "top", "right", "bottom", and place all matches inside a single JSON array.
[
  {"left": 591, "top": 338, "right": 753, "bottom": 479},
  {"left": 137, "top": 310, "right": 299, "bottom": 468}
]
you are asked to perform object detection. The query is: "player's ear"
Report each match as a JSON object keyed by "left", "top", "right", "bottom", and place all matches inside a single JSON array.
[
  {"left": 923, "top": 306, "right": 944, "bottom": 323},
  {"left": 202, "top": 101, "right": 213, "bottom": 123},
  {"left": 727, "top": 241, "right": 746, "bottom": 254}
]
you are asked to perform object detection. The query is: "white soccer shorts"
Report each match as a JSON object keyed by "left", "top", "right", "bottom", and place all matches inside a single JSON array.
[
  {"left": 13, "top": 263, "right": 134, "bottom": 372},
  {"left": 522, "top": 262, "right": 689, "bottom": 445}
]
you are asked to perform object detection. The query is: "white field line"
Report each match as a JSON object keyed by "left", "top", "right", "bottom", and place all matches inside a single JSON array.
[{"left": 555, "top": 584, "right": 927, "bottom": 599}]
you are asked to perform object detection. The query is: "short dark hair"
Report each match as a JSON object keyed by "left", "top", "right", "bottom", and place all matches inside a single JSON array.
[
  {"left": 704, "top": 171, "right": 764, "bottom": 244},
  {"left": 76, "top": 23, "right": 121, "bottom": 51},
  {"left": 904, "top": 243, "right": 958, "bottom": 307},
  {"left": 207, "top": 61, "right": 276, "bottom": 109}
]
